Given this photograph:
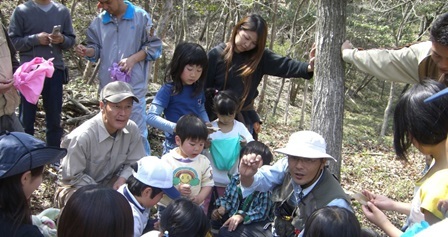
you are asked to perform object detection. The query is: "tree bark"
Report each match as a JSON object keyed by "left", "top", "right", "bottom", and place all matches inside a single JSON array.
[
  {"left": 153, "top": 0, "right": 174, "bottom": 84},
  {"left": 312, "top": 0, "right": 347, "bottom": 179},
  {"left": 257, "top": 0, "right": 278, "bottom": 115},
  {"left": 380, "top": 82, "right": 395, "bottom": 137}
]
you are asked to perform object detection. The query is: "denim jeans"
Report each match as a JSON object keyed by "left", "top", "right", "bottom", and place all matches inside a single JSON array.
[{"left": 19, "top": 69, "right": 63, "bottom": 147}]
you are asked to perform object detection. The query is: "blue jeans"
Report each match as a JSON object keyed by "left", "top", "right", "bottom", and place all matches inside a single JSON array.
[{"left": 20, "top": 69, "right": 63, "bottom": 147}]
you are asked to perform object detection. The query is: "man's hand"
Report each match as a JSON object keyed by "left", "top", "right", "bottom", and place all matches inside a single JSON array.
[
  {"left": 341, "top": 40, "right": 354, "bottom": 50},
  {"left": 37, "top": 32, "right": 50, "bottom": 45},
  {"left": 75, "top": 45, "right": 94, "bottom": 57},
  {"left": 239, "top": 153, "right": 262, "bottom": 178},
  {"left": 0, "top": 79, "right": 14, "bottom": 94},
  {"left": 118, "top": 57, "right": 137, "bottom": 74},
  {"left": 112, "top": 177, "right": 127, "bottom": 190},
  {"left": 49, "top": 32, "right": 64, "bottom": 44}
]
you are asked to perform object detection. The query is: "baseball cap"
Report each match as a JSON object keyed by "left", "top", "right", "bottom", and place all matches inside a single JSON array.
[
  {"left": 275, "top": 131, "right": 336, "bottom": 162},
  {"left": 0, "top": 131, "right": 67, "bottom": 179},
  {"left": 100, "top": 81, "right": 139, "bottom": 103},
  {"left": 424, "top": 87, "right": 448, "bottom": 103},
  {"left": 132, "top": 156, "right": 180, "bottom": 199}
]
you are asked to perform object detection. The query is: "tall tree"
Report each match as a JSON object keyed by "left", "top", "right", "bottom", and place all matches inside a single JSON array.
[{"left": 312, "top": 0, "right": 347, "bottom": 178}]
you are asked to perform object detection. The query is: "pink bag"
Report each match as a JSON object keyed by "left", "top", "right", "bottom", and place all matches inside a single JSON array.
[{"left": 13, "top": 57, "right": 54, "bottom": 104}]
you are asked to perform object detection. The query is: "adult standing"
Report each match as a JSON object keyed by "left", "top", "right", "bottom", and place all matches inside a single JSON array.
[
  {"left": 75, "top": 0, "right": 162, "bottom": 155},
  {"left": 8, "top": 0, "right": 75, "bottom": 147},
  {"left": 206, "top": 14, "right": 314, "bottom": 138},
  {"left": 0, "top": 23, "right": 23, "bottom": 132}
]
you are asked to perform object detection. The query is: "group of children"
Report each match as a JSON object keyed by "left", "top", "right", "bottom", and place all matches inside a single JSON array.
[{"left": 2, "top": 19, "right": 448, "bottom": 237}]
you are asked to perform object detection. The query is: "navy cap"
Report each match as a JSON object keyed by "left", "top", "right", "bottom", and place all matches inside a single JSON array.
[
  {"left": 0, "top": 131, "right": 67, "bottom": 179},
  {"left": 424, "top": 87, "right": 448, "bottom": 103}
]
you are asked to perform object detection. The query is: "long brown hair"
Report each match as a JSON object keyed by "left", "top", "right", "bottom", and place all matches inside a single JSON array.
[{"left": 222, "top": 14, "right": 268, "bottom": 106}]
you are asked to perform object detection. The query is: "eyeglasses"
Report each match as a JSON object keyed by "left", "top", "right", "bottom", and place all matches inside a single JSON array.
[{"left": 288, "top": 156, "right": 320, "bottom": 164}]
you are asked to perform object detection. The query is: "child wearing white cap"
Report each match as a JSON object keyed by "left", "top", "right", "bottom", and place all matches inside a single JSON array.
[
  {"left": 117, "top": 156, "right": 180, "bottom": 237},
  {"left": 239, "top": 130, "right": 352, "bottom": 237}
]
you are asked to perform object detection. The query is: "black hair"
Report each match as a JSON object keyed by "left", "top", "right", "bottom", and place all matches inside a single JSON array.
[
  {"left": 430, "top": 13, "right": 448, "bottom": 46},
  {"left": 175, "top": 114, "right": 208, "bottom": 143},
  {"left": 303, "top": 206, "right": 361, "bottom": 237},
  {"left": 160, "top": 198, "right": 210, "bottom": 237},
  {"left": 0, "top": 166, "right": 44, "bottom": 235},
  {"left": 240, "top": 141, "right": 273, "bottom": 165},
  {"left": 361, "top": 227, "right": 379, "bottom": 237},
  {"left": 57, "top": 185, "right": 134, "bottom": 237},
  {"left": 166, "top": 42, "right": 208, "bottom": 97},
  {"left": 393, "top": 79, "right": 448, "bottom": 160},
  {"left": 213, "top": 90, "right": 240, "bottom": 116},
  {"left": 127, "top": 163, "right": 163, "bottom": 199}
]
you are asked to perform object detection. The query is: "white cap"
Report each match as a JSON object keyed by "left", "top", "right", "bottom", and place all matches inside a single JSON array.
[{"left": 133, "top": 156, "right": 180, "bottom": 199}]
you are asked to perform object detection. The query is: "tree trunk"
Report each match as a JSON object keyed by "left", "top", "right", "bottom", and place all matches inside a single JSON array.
[
  {"left": 153, "top": 0, "right": 174, "bottom": 84},
  {"left": 380, "top": 82, "right": 395, "bottom": 137},
  {"left": 299, "top": 80, "right": 309, "bottom": 129},
  {"left": 312, "top": 0, "right": 347, "bottom": 179},
  {"left": 257, "top": 0, "right": 278, "bottom": 115}
]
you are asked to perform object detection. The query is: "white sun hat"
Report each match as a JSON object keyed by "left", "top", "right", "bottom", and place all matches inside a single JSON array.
[{"left": 275, "top": 131, "right": 336, "bottom": 162}]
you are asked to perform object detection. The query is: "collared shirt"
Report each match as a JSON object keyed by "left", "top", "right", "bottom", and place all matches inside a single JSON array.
[
  {"left": 241, "top": 157, "right": 351, "bottom": 210},
  {"left": 118, "top": 184, "right": 151, "bottom": 237},
  {"left": 216, "top": 174, "right": 273, "bottom": 224},
  {"left": 60, "top": 113, "right": 145, "bottom": 187}
]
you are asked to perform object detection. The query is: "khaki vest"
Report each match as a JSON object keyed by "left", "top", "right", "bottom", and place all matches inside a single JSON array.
[
  {"left": 272, "top": 168, "right": 351, "bottom": 234},
  {"left": 0, "top": 26, "right": 20, "bottom": 117}
]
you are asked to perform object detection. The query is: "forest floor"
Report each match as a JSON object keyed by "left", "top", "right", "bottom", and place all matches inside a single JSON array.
[{"left": 31, "top": 74, "right": 423, "bottom": 237}]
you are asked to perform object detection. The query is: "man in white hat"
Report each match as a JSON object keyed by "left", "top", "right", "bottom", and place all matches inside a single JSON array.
[
  {"left": 239, "top": 130, "right": 352, "bottom": 237},
  {"left": 55, "top": 81, "right": 146, "bottom": 207}
]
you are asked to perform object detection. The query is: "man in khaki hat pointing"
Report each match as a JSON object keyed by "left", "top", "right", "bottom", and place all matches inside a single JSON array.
[
  {"left": 239, "top": 130, "right": 352, "bottom": 237},
  {"left": 55, "top": 81, "right": 146, "bottom": 207}
]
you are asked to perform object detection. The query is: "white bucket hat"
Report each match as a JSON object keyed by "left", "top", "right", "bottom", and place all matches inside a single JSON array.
[{"left": 275, "top": 131, "right": 336, "bottom": 162}]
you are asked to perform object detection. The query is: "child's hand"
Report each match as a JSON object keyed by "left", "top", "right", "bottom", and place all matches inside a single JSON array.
[
  {"left": 223, "top": 214, "right": 244, "bottom": 232},
  {"left": 253, "top": 122, "right": 261, "bottom": 133},
  {"left": 191, "top": 195, "right": 202, "bottom": 205},
  {"left": 205, "top": 138, "right": 212, "bottom": 149},
  {"left": 179, "top": 184, "right": 191, "bottom": 197},
  {"left": 438, "top": 199, "right": 448, "bottom": 218},
  {"left": 211, "top": 209, "right": 220, "bottom": 220},
  {"left": 362, "top": 190, "right": 394, "bottom": 211}
]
